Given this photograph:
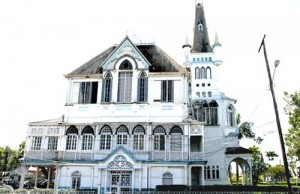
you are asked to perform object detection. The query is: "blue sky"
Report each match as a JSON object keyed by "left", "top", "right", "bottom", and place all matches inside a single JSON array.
[{"left": 0, "top": 0, "right": 299, "bottom": 164}]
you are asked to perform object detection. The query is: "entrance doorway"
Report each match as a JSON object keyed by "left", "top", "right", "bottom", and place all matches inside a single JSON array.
[{"left": 110, "top": 171, "right": 131, "bottom": 194}]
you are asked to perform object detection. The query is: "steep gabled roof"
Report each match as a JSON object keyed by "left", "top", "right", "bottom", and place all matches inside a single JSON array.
[
  {"left": 191, "top": 3, "right": 213, "bottom": 53},
  {"left": 65, "top": 41, "right": 185, "bottom": 77},
  {"left": 66, "top": 46, "right": 116, "bottom": 77}
]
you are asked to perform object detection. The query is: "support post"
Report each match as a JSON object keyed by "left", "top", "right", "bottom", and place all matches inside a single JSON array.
[{"left": 258, "top": 34, "right": 292, "bottom": 194}]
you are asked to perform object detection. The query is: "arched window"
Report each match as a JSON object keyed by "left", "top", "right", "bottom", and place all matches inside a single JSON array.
[
  {"left": 227, "top": 105, "right": 235, "bottom": 127},
  {"left": 193, "top": 101, "right": 209, "bottom": 124},
  {"left": 66, "top": 126, "right": 78, "bottom": 150},
  {"left": 99, "top": 125, "right": 112, "bottom": 150},
  {"left": 81, "top": 126, "right": 94, "bottom": 151},
  {"left": 116, "top": 125, "right": 129, "bottom": 146},
  {"left": 206, "top": 67, "right": 212, "bottom": 79},
  {"left": 170, "top": 126, "right": 183, "bottom": 151},
  {"left": 102, "top": 72, "right": 112, "bottom": 102},
  {"left": 195, "top": 67, "right": 200, "bottom": 79},
  {"left": 162, "top": 172, "right": 173, "bottom": 185},
  {"left": 153, "top": 126, "right": 166, "bottom": 151},
  {"left": 200, "top": 67, "right": 206, "bottom": 79},
  {"left": 133, "top": 125, "right": 145, "bottom": 150},
  {"left": 71, "top": 171, "right": 81, "bottom": 189},
  {"left": 210, "top": 101, "right": 219, "bottom": 125},
  {"left": 137, "top": 72, "right": 148, "bottom": 102},
  {"left": 118, "top": 60, "right": 133, "bottom": 102}
]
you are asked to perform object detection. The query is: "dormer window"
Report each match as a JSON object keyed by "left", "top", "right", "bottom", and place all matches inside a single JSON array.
[
  {"left": 197, "top": 22, "right": 204, "bottom": 31},
  {"left": 118, "top": 60, "right": 133, "bottom": 102}
]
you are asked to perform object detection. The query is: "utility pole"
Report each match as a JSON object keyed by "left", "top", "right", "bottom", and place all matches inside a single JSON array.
[{"left": 258, "top": 34, "right": 293, "bottom": 194}]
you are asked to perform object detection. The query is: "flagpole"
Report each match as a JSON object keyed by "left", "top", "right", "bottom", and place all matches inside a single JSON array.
[{"left": 258, "top": 34, "right": 292, "bottom": 194}]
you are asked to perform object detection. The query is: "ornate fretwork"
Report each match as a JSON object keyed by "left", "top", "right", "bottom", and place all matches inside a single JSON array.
[
  {"left": 190, "top": 125, "right": 203, "bottom": 135},
  {"left": 107, "top": 155, "right": 133, "bottom": 170}
]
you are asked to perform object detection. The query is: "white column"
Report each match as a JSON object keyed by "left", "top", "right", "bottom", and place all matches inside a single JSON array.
[
  {"left": 47, "top": 167, "right": 51, "bottom": 189},
  {"left": 104, "top": 170, "right": 108, "bottom": 192},
  {"left": 98, "top": 169, "right": 102, "bottom": 194},
  {"left": 139, "top": 169, "right": 142, "bottom": 191},
  {"left": 132, "top": 169, "right": 135, "bottom": 194},
  {"left": 91, "top": 166, "right": 95, "bottom": 189},
  {"left": 18, "top": 166, "right": 27, "bottom": 189},
  {"left": 34, "top": 166, "right": 39, "bottom": 188},
  {"left": 148, "top": 167, "right": 151, "bottom": 189},
  {"left": 184, "top": 166, "right": 188, "bottom": 185},
  {"left": 54, "top": 166, "right": 61, "bottom": 191},
  {"left": 202, "top": 166, "right": 205, "bottom": 186}
]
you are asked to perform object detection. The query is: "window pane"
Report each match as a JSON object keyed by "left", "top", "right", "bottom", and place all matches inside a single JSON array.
[
  {"left": 31, "top": 137, "right": 42, "bottom": 150},
  {"left": 66, "top": 135, "right": 77, "bottom": 150},
  {"left": 48, "top": 137, "right": 58, "bottom": 150},
  {"left": 118, "top": 72, "right": 132, "bottom": 102}
]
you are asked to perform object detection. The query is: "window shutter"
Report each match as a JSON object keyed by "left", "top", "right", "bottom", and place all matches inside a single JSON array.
[
  {"left": 144, "top": 78, "right": 148, "bottom": 102},
  {"left": 137, "top": 78, "right": 141, "bottom": 102},
  {"left": 173, "top": 81, "right": 181, "bottom": 103},
  {"left": 153, "top": 81, "right": 161, "bottom": 101},
  {"left": 168, "top": 80, "right": 174, "bottom": 102},
  {"left": 72, "top": 82, "right": 80, "bottom": 104}
]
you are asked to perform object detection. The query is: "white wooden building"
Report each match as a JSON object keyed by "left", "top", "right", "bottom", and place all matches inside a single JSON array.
[{"left": 23, "top": 2, "right": 252, "bottom": 193}]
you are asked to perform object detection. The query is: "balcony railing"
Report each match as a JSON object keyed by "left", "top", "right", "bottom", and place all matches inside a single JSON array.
[{"left": 24, "top": 149, "right": 203, "bottom": 162}]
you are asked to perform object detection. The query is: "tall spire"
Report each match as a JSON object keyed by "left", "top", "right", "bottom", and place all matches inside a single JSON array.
[{"left": 191, "top": 2, "right": 213, "bottom": 53}]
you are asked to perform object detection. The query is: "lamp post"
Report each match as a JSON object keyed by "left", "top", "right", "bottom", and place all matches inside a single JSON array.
[{"left": 258, "top": 35, "right": 292, "bottom": 194}]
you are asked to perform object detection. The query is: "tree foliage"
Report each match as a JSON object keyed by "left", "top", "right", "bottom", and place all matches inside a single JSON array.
[
  {"left": 237, "top": 114, "right": 255, "bottom": 140},
  {"left": 0, "top": 141, "right": 25, "bottom": 172},
  {"left": 265, "top": 151, "right": 279, "bottom": 161},
  {"left": 266, "top": 165, "right": 286, "bottom": 182},
  {"left": 249, "top": 146, "right": 267, "bottom": 185},
  {"left": 284, "top": 91, "right": 300, "bottom": 178}
]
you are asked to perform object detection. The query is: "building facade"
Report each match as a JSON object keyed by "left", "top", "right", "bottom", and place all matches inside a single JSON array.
[{"left": 23, "top": 2, "right": 252, "bottom": 193}]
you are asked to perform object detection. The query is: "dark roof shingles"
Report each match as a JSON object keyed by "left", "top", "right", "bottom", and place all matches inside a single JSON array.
[{"left": 66, "top": 44, "right": 183, "bottom": 76}]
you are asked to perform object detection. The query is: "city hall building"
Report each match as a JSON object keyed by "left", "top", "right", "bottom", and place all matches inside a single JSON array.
[{"left": 23, "top": 2, "right": 252, "bottom": 193}]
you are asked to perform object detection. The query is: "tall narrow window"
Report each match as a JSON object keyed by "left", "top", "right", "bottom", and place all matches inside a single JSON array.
[
  {"left": 206, "top": 67, "right": 212, "bottom": 79},
  {"left": 31, "top": 137, "right": 42, "bottom": 150},
  {"left": 118, "top": 60, "right": 133, "bottom": 102},
  {"left": 162, "top": 172, "right": 173, "bottom": 185},
  {"left": 102, "top": 72, "right": 112, "bottom": 102},
  {"left": 170, "top": 126, "right": 183, "bottom": 151},
  {"left": 161, "top": 80, "right": 174, "bottom": 102},
  {"left": 227, "top": 105, "right": 235, "bottom": 127},
  {"left": 153, "top": 126, "right": 166, "bottom": 151},
  {"left": 193, "top": 101, "right": 209, "bottom": 124},
  {"left": 66, "top": 126, "right": 78, "bottom": 150},
  {"left": 210, "top": 101, "right": 219, "bottom": 125},
  {"left": 195, "top": 67, "right": 200, "bottom": 79},
  {"left": 133, "top": 125, "right": 145, "bottom": 150},
  {"left": 99, "top": 125, "right": 112, "bottom": 150},
  {"left": 71, "top": 171, "right": 81, "bottom": 189},
  {"left": 116, "top": 125, "right": 129, "bottom": 146},
  {"left": 48, "top": 137, "right": 58, "bottom": 150},
  {"left": 137, "top": 72, "right": 148, "bottom": 102},
  {"left": 200, "top": 67, "right": 206, "bottom": 79},
  {"left": 81, "top": 126, "right": 94, "bottom": 151}
]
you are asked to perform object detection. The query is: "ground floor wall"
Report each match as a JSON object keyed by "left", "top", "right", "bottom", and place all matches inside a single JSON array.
[{"left": 55, "top": 162, "right": 207, "bottom": 194}]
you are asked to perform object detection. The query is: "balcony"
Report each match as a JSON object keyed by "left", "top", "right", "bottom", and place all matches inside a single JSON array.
[{"left": 24, "top": 149, "right": 203, "bottom": 163}]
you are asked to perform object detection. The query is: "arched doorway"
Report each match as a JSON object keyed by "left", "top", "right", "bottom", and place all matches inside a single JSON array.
[{"left": 228, "top": 158, "right": 251, "bottom": 185}]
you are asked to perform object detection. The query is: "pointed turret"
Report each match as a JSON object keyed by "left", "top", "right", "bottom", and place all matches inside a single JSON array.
[
  {"left": 191, "top": 3, "right": 213, "bottom": 53},
  {"left": 182, "top": 35, "right": 192, "bottom": 64}
]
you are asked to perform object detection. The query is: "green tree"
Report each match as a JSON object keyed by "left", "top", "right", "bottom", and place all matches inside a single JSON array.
[
  {"left": 266, "top": 151, "right": 279, "bottom": 161},
  {"left": 266, "top": 165, "right": 286, "bottom": 182},
  {"left": 284, "top": 91, "right": 300, "bottom": 178},
  {"left": 237, "top": 114, "right": 255, "bottom": 140},
  {"left": 249, "top": 146, "right": 267, "bottom": 185}
]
